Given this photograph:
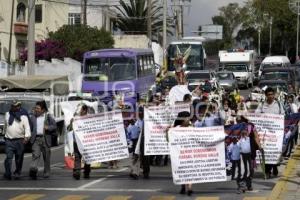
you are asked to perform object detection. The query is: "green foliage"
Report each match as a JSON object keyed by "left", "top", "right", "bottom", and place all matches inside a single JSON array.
[
  {"left": 201, "top": 0, "right": 298, "bottom": 58},
  {"left": 114, "top": 0, "right": 173, "bottom": 38},
  {"left": 49, "top": 25, "right": 114, "bottom": 61}
]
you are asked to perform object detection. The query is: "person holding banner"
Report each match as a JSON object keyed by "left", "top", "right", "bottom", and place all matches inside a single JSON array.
[
  {"left": 255, "top": 87, "right": 284, "bottom": 178},
  {"left": 171, "top": 111, "right": 194, "bottom": 196},
  {"left": 129, "top": 106, "right": 150, "bottom": 179},
  {"left": 68, "top": 104, "right": 91, "bottom": 180}
]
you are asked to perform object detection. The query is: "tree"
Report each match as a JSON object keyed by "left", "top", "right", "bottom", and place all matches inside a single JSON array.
[
  {"left": 114, "top": 0, "right": 173, "bottom": 39},
  {"left": 19, "top": 39, "right": 67, "bottom": 64},
  {"left": 240, "top": 0, "right": 297, "bottom": 57},
  {"left": 49, "top": 25, "right": 114, "bottom": 61}
]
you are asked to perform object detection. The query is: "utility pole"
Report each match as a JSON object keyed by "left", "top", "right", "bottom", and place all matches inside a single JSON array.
[
  {"left": 163, "top": 0, "right": 167, "bottom": 51},
  {"left": 258, "top": 26, "right": 261, "bottom": 57},
  {"left": 28, "top": 0, "right": 35, "bottom": 75},
  {"left": 7, "top": 0, "right": 15, "bottom": 69},
  {"left": 147, "top": 0, "right": 152, "bottom": 47},
  {"left": 81, "top": 0, "right": 87, "bottom": 25},
  {"left": 269, "top": 16, "right": 273, "bottom": 56},
  {"left": 297, "top": 7, "right": 300, "bottom": 60},
  {"left": 180, "top": 3, "right": 184, "bottom": 38}
]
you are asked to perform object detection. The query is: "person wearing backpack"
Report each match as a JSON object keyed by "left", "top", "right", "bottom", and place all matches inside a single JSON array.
[
  {"left": 255, "top": 87, "right": 284, "bottom": 178},
  {"left": 29, "top": 101, "right": 57, "bottom": 179}
]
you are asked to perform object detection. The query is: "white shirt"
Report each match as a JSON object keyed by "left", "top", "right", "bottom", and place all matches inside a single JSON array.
[
  {"left": 4, "top": 112, "right": 31, "bottom": 139},
  {"left": 36, "top": 114, "right": 45, "bottom": 135},
  {"left": 255, "top": 100, "right": 284, "bottom": 114},
  {"left": 239, "top": 137, "right": 251, "bottom": 154}
]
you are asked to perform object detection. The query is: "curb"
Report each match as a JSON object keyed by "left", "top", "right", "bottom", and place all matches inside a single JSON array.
[{"left": 267, "top": 145, "right": 300, "bottom": 200}]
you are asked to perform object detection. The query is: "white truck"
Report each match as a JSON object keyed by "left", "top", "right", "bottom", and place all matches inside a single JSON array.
[
  {"left": 0, "top": 75, "right": 70, "bottom": 148},
  {"left": 219, "top": 49, "right": 256, "bottom": 88}
]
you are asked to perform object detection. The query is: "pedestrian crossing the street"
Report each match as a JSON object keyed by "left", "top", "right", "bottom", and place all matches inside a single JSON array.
[{"left": 7, "top": 194, "right": 267, "bottom": 200}]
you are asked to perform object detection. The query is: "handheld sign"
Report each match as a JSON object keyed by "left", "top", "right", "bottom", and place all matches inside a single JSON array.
[
  {"left": 73, "top": 110, "right": 129, "bottom": 164},
  {"left": 168, "top": 126, "right": 226, "bottom": 185}
]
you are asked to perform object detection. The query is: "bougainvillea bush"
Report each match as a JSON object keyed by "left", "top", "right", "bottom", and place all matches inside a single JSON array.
[{"left": 19, "top": 39, "right": 67, "bottom": 64}]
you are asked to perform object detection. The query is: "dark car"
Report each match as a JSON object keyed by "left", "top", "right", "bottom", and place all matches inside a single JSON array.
[
  {"left": 186, "top": 70, "right": 218, "bottom": 92},
  {"left": 258, "top": 80, "right": 289, "bottom": 93},
  {"left": 260, "top": 67, "right": 297, "bottom": 91}
]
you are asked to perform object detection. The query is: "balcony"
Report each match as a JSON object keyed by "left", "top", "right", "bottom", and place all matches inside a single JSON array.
[{"left": 14, "top": 23, "right": 28, "bottom": 35}]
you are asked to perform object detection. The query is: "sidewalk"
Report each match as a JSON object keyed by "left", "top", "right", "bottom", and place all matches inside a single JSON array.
[{"left": 268, "top": 145, "right": 300, "bottom": 200}]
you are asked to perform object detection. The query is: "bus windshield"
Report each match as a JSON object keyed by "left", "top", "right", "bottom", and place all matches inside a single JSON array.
[
  {"left": 84, "top": 57, "right": 136, "bottom": 81},
  {"left": 167, "top": 43, "right": 203, "bottom": 71}
]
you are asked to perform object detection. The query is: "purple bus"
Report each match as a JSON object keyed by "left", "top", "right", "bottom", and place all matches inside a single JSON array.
[{"left": 82, "top": 48, "right": 156, "bottom": 109}]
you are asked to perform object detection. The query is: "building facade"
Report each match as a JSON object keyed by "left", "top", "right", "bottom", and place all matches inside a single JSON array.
[{"left": 0, "top": 0, "right": 68, "bottom": 63}]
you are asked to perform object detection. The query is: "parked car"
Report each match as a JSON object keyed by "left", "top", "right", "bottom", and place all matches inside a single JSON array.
[
  {"left": 186, "top": 70, "right": 218, "bottom": 92},
  {"left": 258, "top": 80, "right": 289, "bottom": 93},
  {"left": 259, "top": 56, "right": 291, "bottom": 77},
  {"left": 216, "top": 71, "right": 238, "bottom": 92},
  {"left": 260, "top": 67, "right": 298, "bottom": 93}
]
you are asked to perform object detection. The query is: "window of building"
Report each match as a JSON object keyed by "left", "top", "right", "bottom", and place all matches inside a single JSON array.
[
  {"left": 17, "top": 3, "right": 26, "bottom": 22},
  {"left": 68, "top": 13, "right": 81, "bottom": 25},
  {"left": 35, "top": 5, "right": 42, "bottom": 23}
]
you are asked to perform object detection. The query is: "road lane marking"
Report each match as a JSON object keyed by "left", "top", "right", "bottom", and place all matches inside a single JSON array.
[
  {"left": 77, "top": 167, "right": 127, "bottom": 189},
  {"left": 195, "top": 197, "right": 219, "bottom": 200},
  {"left": 104, "top": 196, "right": 132, "bottom": 200},
  {"left": 148, "top": 196, "right": 175, "bottom": 200},
  {"left": 78, "top": 175, "right": 114, "bottom": 189},
  {"left": 242, "top": 198, "right": 267, "bottom": 200},
  {"left": 0, "top": 187, "right": 160, "bottom": 192},
  {"left": 58, "top": 195, "right": 89, "bottom": 200},
  {"left": 9, "top": 194, "right": 45, "bottom": 200}
]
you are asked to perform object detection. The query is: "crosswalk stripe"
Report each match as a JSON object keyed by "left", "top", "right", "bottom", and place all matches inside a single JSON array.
[
  {"left": 58, "top": 195, "right": 89, "bottom": 200},
  {"left": 104, "top": 196, "right": 132, "bottom": 200},
  {"left": 59, "top": 195, "right": 89, "bottom": 200},
  {"left": 195, "top": 197, "right": 219, "bottom": 200},
  {"left": 9, "top": 194, "right": 45, "bottom": 200},
  {"left": 148, "top": 196, "right": 175, "bottom": 200},
  {"left": 242, "top": 197, "right": 267, "bottom": 200}
]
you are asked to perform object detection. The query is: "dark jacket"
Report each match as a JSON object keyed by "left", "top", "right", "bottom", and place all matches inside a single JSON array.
[{"left": 30, "top": 113, "right": 57, "bottom": 147}]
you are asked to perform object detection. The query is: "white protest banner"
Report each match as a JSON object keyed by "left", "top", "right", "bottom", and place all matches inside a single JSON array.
[
  {"left": 144, "top": 104, "right": 190, "bottom": 155},
  {"left": 60, "top": 101, "right": 98, "bottom": 156},
  {"left": 168, "top": 126, "right": 226, "bottom": 185},
  {"left": 72, "top": 110, "right": 129, "bottom": 164},
  {"left": 246, "top": 113, "right": 284, "bottom": 164}
]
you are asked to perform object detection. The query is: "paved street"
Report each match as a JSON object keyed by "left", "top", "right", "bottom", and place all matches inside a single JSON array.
[{"left": 0, "top": 140, "right": 287, "bottom": 200}]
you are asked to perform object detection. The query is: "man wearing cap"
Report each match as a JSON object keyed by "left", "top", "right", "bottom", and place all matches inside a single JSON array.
[{"left": 3, "top": 100, "right": 31, "bottom": 180}]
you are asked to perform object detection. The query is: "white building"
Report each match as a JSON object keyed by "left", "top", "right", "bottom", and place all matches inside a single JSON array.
[
  {"left": 69, "top": 0, "right": 115, "bottom": 30},
  {"left": 0, "top": 0, "right": 114, "bottom": 63},
  {"left": 0, "top": 0, "right": 69, "bottom": 63}
]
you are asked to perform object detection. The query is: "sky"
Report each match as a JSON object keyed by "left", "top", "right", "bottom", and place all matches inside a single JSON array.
[{"left": 185, "top": 0, "right": 245, "bottom": 36}]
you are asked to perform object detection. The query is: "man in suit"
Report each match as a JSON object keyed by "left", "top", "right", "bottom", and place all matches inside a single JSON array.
[{"left": 29, "top": 101, "right": 57, "bottom": 179}]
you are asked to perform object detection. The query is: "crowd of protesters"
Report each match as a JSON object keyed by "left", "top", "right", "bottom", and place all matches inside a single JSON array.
[{"left": 2, "top": 79, "right": 300, "bottom": 197}]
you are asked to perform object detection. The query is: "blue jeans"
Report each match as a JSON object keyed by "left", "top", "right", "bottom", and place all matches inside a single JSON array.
[{"left": 4, "top": 138, "right": 25, "bottom": 177}]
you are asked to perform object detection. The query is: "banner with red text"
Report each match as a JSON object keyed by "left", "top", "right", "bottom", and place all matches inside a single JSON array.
[
  {"left": 168, "top": 126, "right": 226, "bottom": 185},
  {"left": 144, "top": 104, "right": 190, "bottom": 155},
  {"left": 246, "top": 113, "right": 284, "bottom": 164},
  {"left": 73, "top": 111, "right": 129, "bottom": 164}
]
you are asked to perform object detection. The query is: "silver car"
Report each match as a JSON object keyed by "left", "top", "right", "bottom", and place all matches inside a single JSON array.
[{"left": 216, "top": 71, "right": 238, "bottom": 92}]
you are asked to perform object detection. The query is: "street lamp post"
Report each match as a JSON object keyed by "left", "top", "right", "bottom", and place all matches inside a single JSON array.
[
  {"left": 258, "top": 26, "right": 261, "bottom": 57},
  {"left": 297, "top": 6, "right": 299, "bottom": 60},
  {"left": 269, "top": 16, "right": 273, "bottom": 56}
]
